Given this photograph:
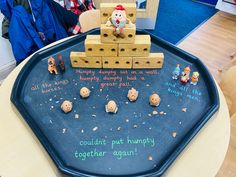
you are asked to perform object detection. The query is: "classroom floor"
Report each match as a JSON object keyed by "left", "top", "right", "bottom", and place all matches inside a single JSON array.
[{"left": 178, "top": 11, "right": 236, "bottom": 177}]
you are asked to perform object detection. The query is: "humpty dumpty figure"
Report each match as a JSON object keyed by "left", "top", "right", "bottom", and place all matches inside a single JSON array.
[
  {"left": 149, "top": 93, "right": 161, "bottom": 107},
  {"left": 80, "top": 87, "right": 91, "bottom": 98},
  {"left": 190, "top": 72, "right": 199, "bottom": 85},
  {"left": 61, "top": 100, "right": 73, "bottom": 113},
  {"left": 180, "top": 65, "right": 191, "bottom": 83},
  {"left": 105, "top": 4, "right": 134, "bottom": 38},
  {"left": 172, "top": 64, "right": 181, "bottom": 80},
  {"left": 105, "top": 100, "right": 118, "bottom": 113},
  {"left": 127, "top": 88, "right": 139, "bottom": 102}
]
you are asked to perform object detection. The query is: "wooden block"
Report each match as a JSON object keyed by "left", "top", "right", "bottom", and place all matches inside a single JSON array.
[
  {"left": 102, "top": 57, "right": 132, "bottom": 69},
  {"left": 85, "top": 35, "right": 118, "bottom": 57},
  {"left": 119, "top": 35, "right": 151, "bottom": 57},
  {"left": 101, "top": 24, "right": 136, "bottom": 44},
  {"left": 100, "top": 3, "right": 136, "bottom": 24},
  {"left": 70, "top": 52, "right": 102, "bottom": 68},
  {"left": 132, "top": 53, "right": 164, "bottom": 69}
]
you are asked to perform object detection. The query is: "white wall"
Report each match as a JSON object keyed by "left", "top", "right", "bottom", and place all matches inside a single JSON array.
[{"left": 0, "top": 13, "right": 16, "bottom": 83}]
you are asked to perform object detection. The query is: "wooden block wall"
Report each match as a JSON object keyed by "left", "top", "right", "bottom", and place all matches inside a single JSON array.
[
  {"left": 119, "top": 35, "right": 151, "bottom": 57},
  {"left": 100, "top": 3, "right": 136, "bottom": 24},
  {"left": 70, "top": 52, "right": 102, "bottom": 68},
  {"left": 101, "top": 24, "right": 136, "bottom": 44},
  {"left": 132, "top": 53, "right": 164, "bottom": 69},
  {"left": 102, "top": 57, "right": 132, "bottom": 69},
  {"left": 85, "top": 35, "right": 118, "bottom": 56}
]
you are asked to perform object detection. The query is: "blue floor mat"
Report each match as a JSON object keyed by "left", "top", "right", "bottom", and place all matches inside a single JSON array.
[{"left": 148, "top": 0, "right": 217, "bottom": 44}]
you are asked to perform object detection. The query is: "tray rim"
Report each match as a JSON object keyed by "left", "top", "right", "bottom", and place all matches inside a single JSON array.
[{"left": 10, "top": 28, "right": 220, "bottom": 177}]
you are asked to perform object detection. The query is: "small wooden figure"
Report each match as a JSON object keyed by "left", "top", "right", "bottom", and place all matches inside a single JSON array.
[
  {"left": 48, "top": 57, "right": 58, "bottom": 74},
  {"left": 58, "top": 55, "right": 65, "bottom": 72},
  {"left": 105, "top": 100, "right": 118, "bottom": 113},
  {"left": 105, "top": 4, "right": 134, "bottom": 38},
  {"left": 172, "top": 64, "right": 181, "bottom": 80},
  {"left": 149, "top": 93, "right": 161, "bottom": 107},
  {"left": 127, "top": 88, "right": 139, "bottom": 102},
  {"left": 80, "top": 87, "right": 91, "bottom": 98},
  {"left": 180, "top": 65, "right": 191, "bottom": 83},
  {"left": 190, "top": 72, "right": 199, "bottom": 85},
  {"left": 61, "top": 100, "right": 73, "bottom": 113}
]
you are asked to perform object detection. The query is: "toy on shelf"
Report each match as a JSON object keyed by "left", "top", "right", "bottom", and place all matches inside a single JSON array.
[
  {"left": 105, "top": 4, "right": 134, "bottom": 38},
  {"left": 190, "top": 72, "right": 199, "bottom": 85},
  {"left": 70, "top": 3, "right": 164, "bottom": 69},
  {"left": 48, "top": 57, "right": 58, "bottom": 74},
  {"left": 172, "top": 64, "right": 180, "bottom": 80},
  {"left": 180, "top": 65, "right": 191, "bottom": 83},
  {"left": 105, "top": 100, "right": 118, "bottom": 113},
  {"left": 101, "top": 3, "right": 136, "bottom": 43}
]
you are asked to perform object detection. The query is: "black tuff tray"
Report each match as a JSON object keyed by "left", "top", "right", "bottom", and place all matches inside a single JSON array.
[{"left": 11, "top": 29, "right": 219, "bottom": 177}]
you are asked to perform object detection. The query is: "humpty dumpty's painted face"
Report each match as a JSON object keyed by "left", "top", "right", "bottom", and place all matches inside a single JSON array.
[
  {"left": 61, "top": 100, "right": 73, "bottom": 113},
  {"left": 80, "top": 87, "right": 90, "bottom": 98},
  {"left": 127, "top": 88, "right": 139, "bottom": 102},
  {"left": 112, "top": 9, "right": 126, "bottom": 22},
  {"left": 149, "top": 94, "right": 161, "bottom": 107}
]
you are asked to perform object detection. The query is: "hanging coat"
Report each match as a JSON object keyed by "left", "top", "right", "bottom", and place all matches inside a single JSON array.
[
  {"left": 0, "top": 0, "right": 13, "bottom": 20},
  {"left": 8, "top": 6, "right": 44, "bottom": 62},
  {"left": 29, "top": 0, "right": 68, "bottom": 44},
  {"left": 0, "top": 0, "right": 68, "bottom": 63},
  {"left": 1, "top": 0, "right": 30, "bottom": 39}
]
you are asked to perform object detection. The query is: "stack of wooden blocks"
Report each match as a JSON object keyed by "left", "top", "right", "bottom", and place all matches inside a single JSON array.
[{"left": 70, "top": 3, "right": 164, "bottom": 69}]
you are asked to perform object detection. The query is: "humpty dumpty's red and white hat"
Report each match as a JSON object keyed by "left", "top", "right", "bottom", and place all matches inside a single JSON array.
[{"left": 115, "top": 4, "right": 126, "bottom": 11}]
